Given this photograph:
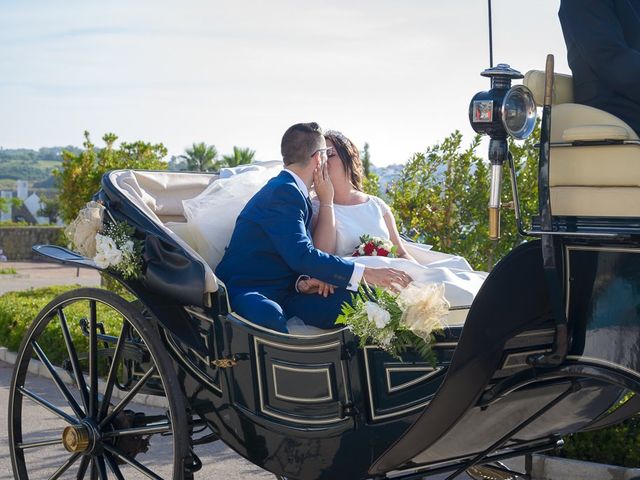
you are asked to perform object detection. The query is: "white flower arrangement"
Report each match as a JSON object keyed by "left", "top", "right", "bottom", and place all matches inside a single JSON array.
[
  {"left": 336, "top": 282, "right": 449, "bottom": 363},
  {"left": 65, "top": 201, "right": 142, "bottom": 280}
]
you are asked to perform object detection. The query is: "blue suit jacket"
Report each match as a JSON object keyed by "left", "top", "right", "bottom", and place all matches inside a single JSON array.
[
  {"left": 559, "top": 0, "right": 640, "bottom": 134},
  {"left": 216, "top": 170, "right": 355, "bottom": 307}
]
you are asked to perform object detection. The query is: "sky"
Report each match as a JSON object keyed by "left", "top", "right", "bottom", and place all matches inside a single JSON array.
[{"left": 0, "top": 0, "right": 569, "bottom": 166}]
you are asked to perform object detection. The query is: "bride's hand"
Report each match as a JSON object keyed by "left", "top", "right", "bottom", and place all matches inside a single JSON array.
[
  {"left": 362, "top": 267, "right": 412, "bottom": 292},
  {"left": 313, "top": 161, "right": 334, "bottom": 205},
  {"left": 298, "top": 277, "right": 335, "bottom": 297}
]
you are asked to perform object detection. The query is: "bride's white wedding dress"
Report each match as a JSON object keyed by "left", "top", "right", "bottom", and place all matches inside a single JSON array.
[{"left": 181, "top": 163, "right": 488, "bottom": 324}]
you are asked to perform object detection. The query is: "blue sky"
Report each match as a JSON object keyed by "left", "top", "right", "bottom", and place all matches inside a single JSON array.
[{"left": 0, "top": 0, "right": 568, "bottom": 166}]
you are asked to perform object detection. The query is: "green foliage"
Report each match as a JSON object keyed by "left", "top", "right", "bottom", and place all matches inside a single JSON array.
[
  {"left": 361, "top": 142, "right": 381, "bottom": 196},
  {"left": 0, "top": 267, "right": 17, "bottom": 275},
  {"left": 54, "top": 131, "right": 168, "bottom": 223},
  {"left": 559, "top": 415, "right": 640, "bottom": 467},
  {"left": 0, "top": 146, "right": 80, "bottom": 182},
  {"left": 223, "top": 146, "right": 255, "bottom": 167},
  {"left": 37, "top": 196, "right": 60, "bottom": 223},
  {"left": 179, "top": 142, "right": 220, "bottom": 172},
  {"left": 388, "top": 124, "right": 540, "bottom": 271}
]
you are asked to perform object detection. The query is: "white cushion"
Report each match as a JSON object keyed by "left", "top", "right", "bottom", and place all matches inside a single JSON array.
[
  {"left": 523, "top": 70, "right": 574, "bottom": 106},
  {"left": 561, "top": 124, "right": 630, "bottom": 142}
]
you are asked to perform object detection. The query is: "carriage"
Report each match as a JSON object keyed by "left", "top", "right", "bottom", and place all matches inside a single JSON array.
[{"left": 8, "top": 56, "right": 640, "bottom": 480}]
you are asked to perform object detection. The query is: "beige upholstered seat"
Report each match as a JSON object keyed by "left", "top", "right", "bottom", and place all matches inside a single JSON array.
[{"left": 523, "top": 70, "right": 640, "bottom": 216}]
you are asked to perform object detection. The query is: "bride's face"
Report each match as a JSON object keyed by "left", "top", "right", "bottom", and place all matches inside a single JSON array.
[{"left": 326, "top": 139, "right": 349, "bottom": 187}]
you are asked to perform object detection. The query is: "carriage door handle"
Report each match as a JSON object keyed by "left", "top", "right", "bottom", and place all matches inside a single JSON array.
[{"left": 212, "top": 355, "right": 240, "bottom": 368}]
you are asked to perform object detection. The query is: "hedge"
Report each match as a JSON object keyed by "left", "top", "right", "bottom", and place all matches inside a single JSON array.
[{"left": 0, "top": 285, "right": 125, "bottom": 365}]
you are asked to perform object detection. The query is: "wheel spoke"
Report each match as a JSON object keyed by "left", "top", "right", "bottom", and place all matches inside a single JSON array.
[
  {"left": 58, "top": 307, "right": 90, "bottom": 413},
  {"left": 48, "top": 452, "right": 81, "bottom": 480},
  {"left": 89, "top": 300, "right": 98, "bottom": 419},
  {"left": 17, "top": 437, "right": 62, "bottom": 449},
  {"left": 98, "top": 321, "right": 130, "bottom": 422},
  {"left": 99, "top": 365, "right": 157, "bottom": 429},
  {"left": 32, "top": 341, "right": 84, "bottom": 419},
  {"left": 103, "top": 420, "right": 171, "bottom": 438},
  {"left": 76, "top": 456, "right": 90, "bottom": 480},
  {"left": 19, "top": 386, "right": 77, "bottom": 424},
  {"left": 104, "top": 452, "right": 126, "bottom": 480},
  {"left": 103, "top": 444, "right": 164, "bottom": 480},
  {"left": 96, "top": 455, "right": 108, "bottom": 480}
]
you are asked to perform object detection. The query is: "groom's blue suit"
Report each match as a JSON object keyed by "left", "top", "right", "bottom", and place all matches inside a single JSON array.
[{"left": 215, "top": 170, "right": 357, "bottom": 332}]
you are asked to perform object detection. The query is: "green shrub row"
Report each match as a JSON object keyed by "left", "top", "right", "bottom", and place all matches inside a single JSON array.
[{"left": 0, "top": 285, "right": 124, "bottom": 365}]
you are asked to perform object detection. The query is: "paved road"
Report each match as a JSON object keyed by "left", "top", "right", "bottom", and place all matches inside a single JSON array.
[{"left": 0, "top": 261, "right": 101, "bottom": 295}]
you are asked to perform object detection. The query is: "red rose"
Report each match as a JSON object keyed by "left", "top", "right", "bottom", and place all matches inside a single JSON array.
[
  {"left": 377, "top": 247, "right": 389, "bottom": 257},
  {"left": 363, "top": 242, "right": 375, "bottom": 255}
]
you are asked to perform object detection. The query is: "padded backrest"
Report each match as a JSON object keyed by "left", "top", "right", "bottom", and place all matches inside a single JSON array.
[
  {"left": 523, "top": 70, "right": 574, "bottom": 106},
  {"left": 551, "top": 103, "right": 639, "bottom": 143}
]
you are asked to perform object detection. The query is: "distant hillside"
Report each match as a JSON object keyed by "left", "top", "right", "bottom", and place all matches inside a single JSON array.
[{"left": 0, "top": 146, "right": 81, "bottom": 183}]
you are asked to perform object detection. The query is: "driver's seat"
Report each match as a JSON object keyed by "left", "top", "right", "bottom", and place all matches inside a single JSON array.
[{"left": 524, "top": 70, "right": 640, "bottom": 217}]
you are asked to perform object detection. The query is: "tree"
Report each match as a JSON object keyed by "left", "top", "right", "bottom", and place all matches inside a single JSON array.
[
  {"left": 360, "top": 142, "right": 381, "bottom": 196},
  {"left": 222, "top": 146, "right": 255, "bottom": 167},
  {"left": 0, "top": 197, "right": 22, "bottom": 215},
  {"left": 54, "top": 131, "right": 168, "bottom": 223},
  {"left": 179, "top": 142, "right": 220, "bottom": 171},
  {"left": 361, "top": 142, "right": 372, "bottom": 177},
  {"left": 38, "top": 197, "right": 60, "bottom": 224},
  {"left": 388, "top": 124, "right": 540, "bottom": 271}
]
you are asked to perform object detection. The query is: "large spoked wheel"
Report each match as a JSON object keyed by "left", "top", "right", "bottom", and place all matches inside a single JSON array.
[{"left": 8, "top": 287, "right": 192, "bottom": 479}]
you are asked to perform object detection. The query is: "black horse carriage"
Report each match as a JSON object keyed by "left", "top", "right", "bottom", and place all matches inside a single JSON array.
[{"left": 8, "top": 57, "right": 640, "bottom": 480}]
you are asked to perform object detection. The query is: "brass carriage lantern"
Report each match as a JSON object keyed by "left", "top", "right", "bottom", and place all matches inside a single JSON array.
[{"left": 469, "top": 63, "right": 537, "bottom": 239}]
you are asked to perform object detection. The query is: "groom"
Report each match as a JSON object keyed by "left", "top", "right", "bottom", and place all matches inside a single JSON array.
[{"left": 215, "top": 122, "right": 412, "bottom": 333}]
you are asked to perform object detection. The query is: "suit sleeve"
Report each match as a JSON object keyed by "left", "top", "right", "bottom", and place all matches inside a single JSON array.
[
  {"left": 559, "top": 0, "right": 640, "bottom": 102},
  {"left": 259, "top": 184, "right": 355, "bottom": 288}
]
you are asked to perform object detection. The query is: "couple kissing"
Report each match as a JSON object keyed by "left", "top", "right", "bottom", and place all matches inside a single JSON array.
[{"left": 215, "top": 122, "right": 413, "bottom": 333}]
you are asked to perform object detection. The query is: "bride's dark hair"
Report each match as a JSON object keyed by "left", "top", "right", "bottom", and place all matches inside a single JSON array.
[{"left": 324, "top": 130, "right": 363, "bottom": 191}]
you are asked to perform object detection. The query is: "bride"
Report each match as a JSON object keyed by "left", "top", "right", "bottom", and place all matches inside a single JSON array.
[{"left": 303, "top": 130, "right": 488, "bottom": 311}]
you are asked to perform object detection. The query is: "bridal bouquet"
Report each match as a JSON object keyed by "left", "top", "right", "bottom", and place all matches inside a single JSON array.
[
  {"left": 336, "top": 282, "right": 449, "bottom": 363},
  {"left": 65, "top": 201, "right": 143, "bottom": 280},
  {"left": 352, "top": 234, "right": 397, "bottom": 258}
]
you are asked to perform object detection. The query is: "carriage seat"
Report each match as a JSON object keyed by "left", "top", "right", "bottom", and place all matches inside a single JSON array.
[
  {"left": 107, "top": 170, "right": 219, "bottom": 296},
  {"left": 524, "top": 70, "right": 640, "bottom": 217}
]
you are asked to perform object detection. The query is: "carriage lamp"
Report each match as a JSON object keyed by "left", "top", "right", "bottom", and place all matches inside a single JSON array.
[{"left": 468, "top": 64, "right": 537, "bottom": 240}]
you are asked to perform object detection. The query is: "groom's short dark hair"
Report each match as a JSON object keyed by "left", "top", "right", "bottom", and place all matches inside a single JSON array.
[{"left": 281, "top": 122, "right": 324, "bottom": 166}]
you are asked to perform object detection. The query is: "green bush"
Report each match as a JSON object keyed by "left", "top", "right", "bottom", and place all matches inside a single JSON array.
[
  {"left": 0, "top": 285, "right": 125, "bottom": 364},
  {"left": 558, "top": 393, "right": 640, "bottom": 467}
]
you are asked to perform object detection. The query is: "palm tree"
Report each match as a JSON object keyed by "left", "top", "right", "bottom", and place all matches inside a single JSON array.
[
  {"left": 179, "top": 142, "right": 219, "bottom": 171},
  {"left": 222, "top": 146, "right": 255, "bottom": 168}
]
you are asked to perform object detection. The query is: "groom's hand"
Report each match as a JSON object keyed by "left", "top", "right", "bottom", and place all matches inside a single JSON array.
[
  {"left": 363, "top": 267, "right": 412, "bottom": 292},
  {"left": 297, "top": 277, "right": 335, "bottom": 297}
]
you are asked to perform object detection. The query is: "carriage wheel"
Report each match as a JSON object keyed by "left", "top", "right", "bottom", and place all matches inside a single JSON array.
[{"left": 8, "top": 287, "right": 192, "bottom": 479}]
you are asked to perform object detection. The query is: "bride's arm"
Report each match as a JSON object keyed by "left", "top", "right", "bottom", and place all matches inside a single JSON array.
[
  {"left": 383, "top": 211, "right": 416, "bottom": 262},
  {"left": 311, "top": 162, "right": 338, "bottom": 254}
]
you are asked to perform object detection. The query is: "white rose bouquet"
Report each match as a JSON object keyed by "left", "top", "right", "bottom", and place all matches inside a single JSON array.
[
  {"left": 66, "top": 201, "right": 143, "bottom": 280},
  {"left": 335, "top": 282, "right": 449, "bottom": 363}
]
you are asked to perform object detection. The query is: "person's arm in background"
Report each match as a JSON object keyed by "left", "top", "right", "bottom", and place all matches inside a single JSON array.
[
  {"left": 373, "top": 196, "right": 416, "bottom": 261},
  {"left": 311, "top": 162, "right": 338, "bottom": 254},
  {"left": 559, "top": 0, "right": 640, "bottom": 102}
]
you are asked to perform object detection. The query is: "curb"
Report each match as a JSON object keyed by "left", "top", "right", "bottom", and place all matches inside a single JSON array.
[
  {"left": 0, "top": 346, "right": 168, "bottom": 409},
  {"left": 531, "top": 454, "right": 640, "bottom": 480}
]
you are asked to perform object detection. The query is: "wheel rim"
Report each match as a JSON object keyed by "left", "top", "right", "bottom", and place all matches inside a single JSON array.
[{"left": 8, "top": 288, "right": 189, "bottom": 479}]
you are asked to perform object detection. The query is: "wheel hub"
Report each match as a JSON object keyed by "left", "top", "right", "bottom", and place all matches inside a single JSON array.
[{"left": 62, "top": 424, "right": 91, "bottom": 453}]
